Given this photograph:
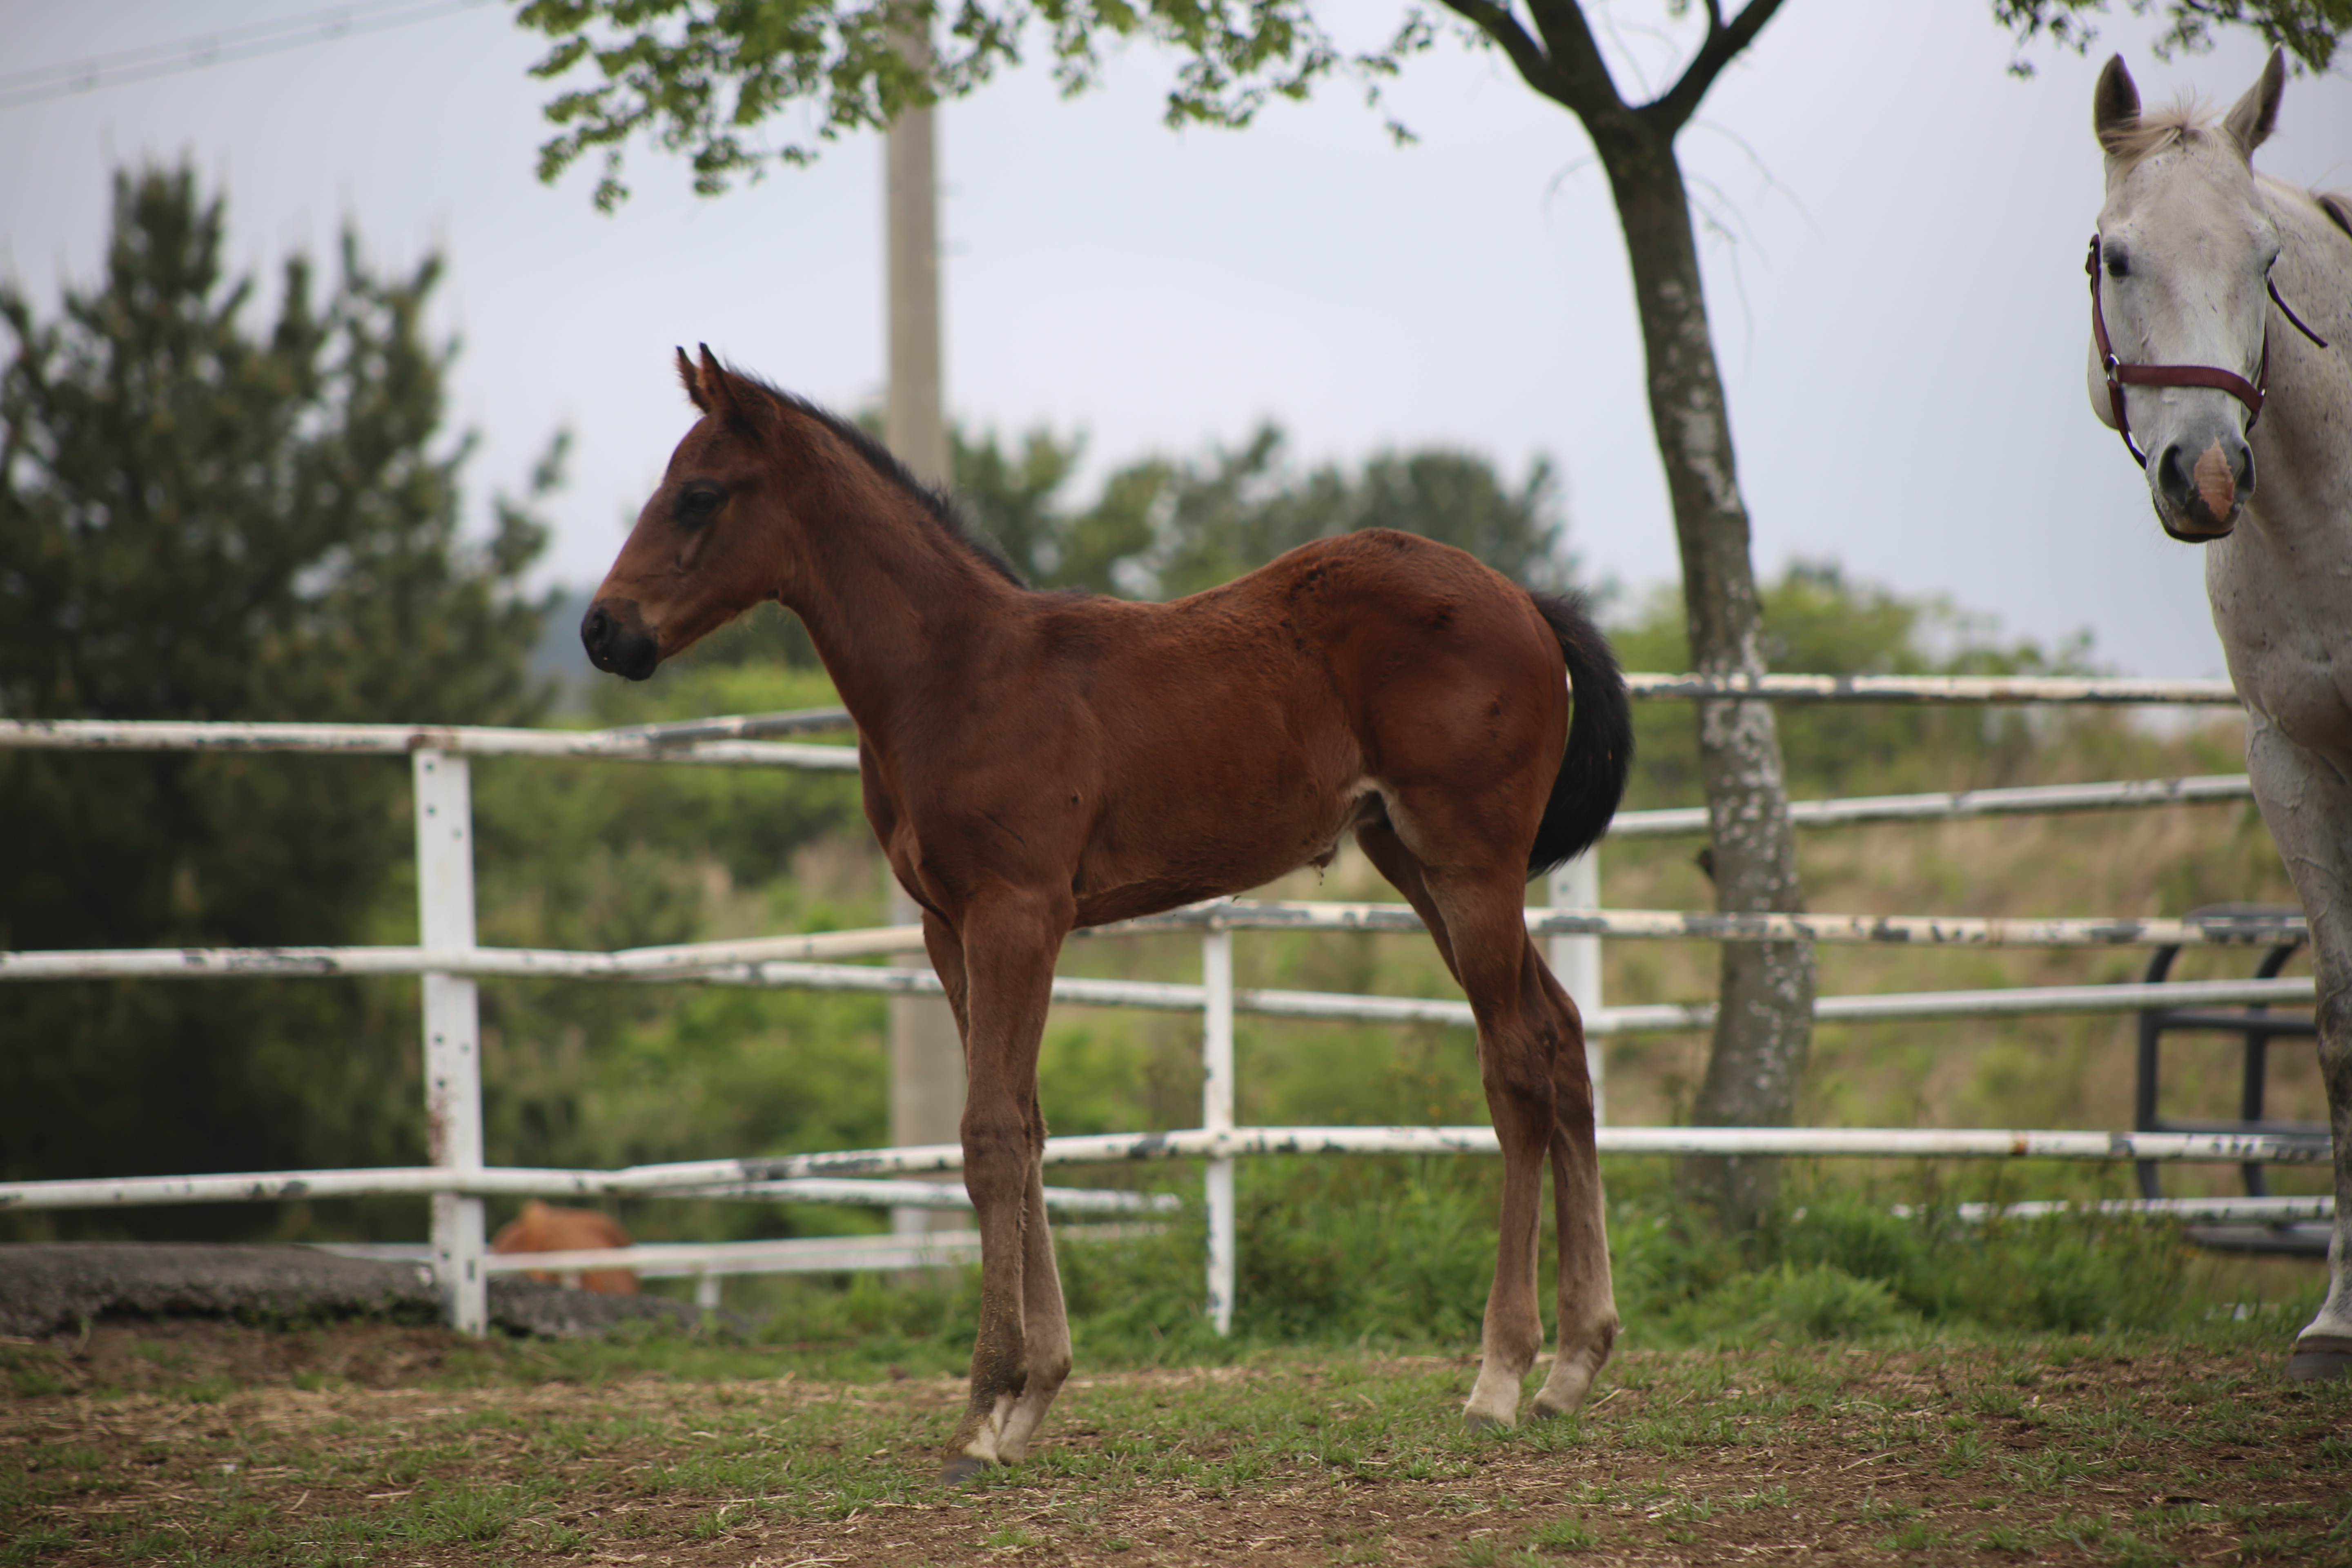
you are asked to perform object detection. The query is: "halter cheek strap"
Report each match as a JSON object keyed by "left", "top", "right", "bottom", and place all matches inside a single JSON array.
[{"left": 2086, "top": 235, "right": 2331, "bottom": 467}]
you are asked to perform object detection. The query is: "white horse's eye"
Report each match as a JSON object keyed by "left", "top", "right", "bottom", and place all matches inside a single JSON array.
[{"left": 2103, "top": 247, "right": 2130, "bottom": 280}]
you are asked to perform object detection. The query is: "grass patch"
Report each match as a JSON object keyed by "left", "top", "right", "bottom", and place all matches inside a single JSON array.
[{"left": 8, "top": 1321, "right": 2348, "bottom": 1567}]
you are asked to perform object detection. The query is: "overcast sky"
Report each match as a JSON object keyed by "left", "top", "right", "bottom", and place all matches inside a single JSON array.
[{"left": 4, "top": 2, "right": 2348, "bottom": 678}]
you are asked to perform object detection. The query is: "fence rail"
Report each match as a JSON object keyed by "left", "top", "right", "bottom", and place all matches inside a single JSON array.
[
  {"left": 1621, "top": 673, "right": 2239, "bottom": 704},
  {"left": 2, "top": 1125, "right": 2325, "bottom": 1214},
  {"left": 1, "top": 677, "right": 2323, "bottom": 1336},
  {"left": 0, "top": 674, "right": 2250, "bottom": 765},
  {"left": 1607, "top": 775, "right": 2258, "bottom": 837},
  {"left": 0, "top": 717, "right": 859, "bottom": 769},
  {"left": 4, "top": 943, "right": 2309, "bottom": 1036},
  {"left": 1, "top": 902, "right": 2309, "bottom": 982}
]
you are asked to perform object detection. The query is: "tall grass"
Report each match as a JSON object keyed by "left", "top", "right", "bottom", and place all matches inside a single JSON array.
[{"left": 712, "top": 1156, "right": 2324, "bottom": 1377}]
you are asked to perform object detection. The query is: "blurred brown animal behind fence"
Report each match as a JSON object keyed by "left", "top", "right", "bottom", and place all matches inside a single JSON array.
[{"left": 490, "top": 1200, "right": 639, "bottom": 1294}]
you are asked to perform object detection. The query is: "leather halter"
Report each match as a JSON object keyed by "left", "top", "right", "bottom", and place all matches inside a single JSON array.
[{"left": 2087, "top": 235, "right": 2330, "bottom": 466}]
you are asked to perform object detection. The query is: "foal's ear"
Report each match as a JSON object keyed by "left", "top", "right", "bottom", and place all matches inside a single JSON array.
[
  {"left": 689, "top": 343, "right": 759, "bottom": 427},
  {"left": 2093, "top": 55, "right": 2140, "bottom": 154},
  {"left": 676, "top": 345, "right": 710, "bottom": 413},
  {"left": 2223, "top": 47, "right": 2285, "bottom": 158}
]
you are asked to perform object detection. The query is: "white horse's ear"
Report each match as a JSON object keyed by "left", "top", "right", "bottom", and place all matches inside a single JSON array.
[
  {"left": 2223, "top": 47, "right": 2286, "bottom": 158},
  {"left": 2093, "top": 55, "right": 2140, "bottom": 153}
]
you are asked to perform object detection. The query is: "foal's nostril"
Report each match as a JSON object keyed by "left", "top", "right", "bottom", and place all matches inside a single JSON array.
[{"left": 579, "top": 599, "right": 660, "bottom": 679}]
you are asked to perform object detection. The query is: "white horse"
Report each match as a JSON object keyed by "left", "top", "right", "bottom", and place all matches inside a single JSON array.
[{"left": 2088, "top": 49, "right": 2351, "bottom": 1381}]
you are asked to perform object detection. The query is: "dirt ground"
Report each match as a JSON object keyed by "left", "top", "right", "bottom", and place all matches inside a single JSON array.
[{"left": 5, "top": 1318, "right": 2350, "bottom": 1566}]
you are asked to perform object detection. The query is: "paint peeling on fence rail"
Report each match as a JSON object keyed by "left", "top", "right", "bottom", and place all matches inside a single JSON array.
[
  {"left": 689, "top": 963, "right": 2312, "bottom": 1038},
  {"left": 1607, "top": 774, "right": 2258, "bottom": 837},
  {"left": 0, "top": 1125, "right": 2327, "bottom": 1213},
  {"left": 0, "top": 717, "right": 862, "bottom": 769},
  {"left": 1928, "top": 1195, "right": 2336, "bottom": 1225},
  {"left": 0, "top": 958, "right": 2311, "bottom": 1037},
  {"left": 0, "top": 679, "right": 2245, "bottom": 771},
  {"left": 0, "top": 904, "right": 2307, "bottom": 985},
  {"left": 1101, "top": 899, "right": 2308, "bottom": 949},
  {"left": 0, "top": 956, "right": 2310, "bottom": 1036},
  {"left": 1623, "top": 673, "right": 2241, "bottom": 704}
]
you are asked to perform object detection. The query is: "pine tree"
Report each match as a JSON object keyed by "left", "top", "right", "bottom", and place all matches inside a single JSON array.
[{"left": 0, "top": 167, "right": 557, "bottom": 1236}]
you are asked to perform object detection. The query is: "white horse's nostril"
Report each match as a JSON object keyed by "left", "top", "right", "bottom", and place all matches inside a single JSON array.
[{"left": 2192, "top": 441, "right": 2237, "bottom": 518}]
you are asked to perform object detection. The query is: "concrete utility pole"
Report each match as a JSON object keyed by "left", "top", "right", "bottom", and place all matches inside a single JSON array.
[{"left": 883, "top": 40, "right": 965, "bottom": 1240}]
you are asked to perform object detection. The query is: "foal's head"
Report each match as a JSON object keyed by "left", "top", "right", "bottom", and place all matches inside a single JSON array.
[
  {"left": 2089, "top": 51, "right": 2287, "bottom": 539},
  {"left": 580, "top": 346, "right": 829, "bottom": 680}
]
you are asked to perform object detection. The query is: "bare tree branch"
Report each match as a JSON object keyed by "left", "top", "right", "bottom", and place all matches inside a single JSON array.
[
  {"left": 1649, "top": 0, "right": 1788, "bottom": 134},
  {"left": 1434, "top": 0, "right": 1575, "bottom": 109},
  {"left": 1519, "top": 0, "right": 1632, "bottom": 120}
]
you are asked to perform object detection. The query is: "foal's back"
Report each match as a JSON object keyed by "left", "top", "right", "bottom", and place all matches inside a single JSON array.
[{"left": 985, "top": 529, "right": 1567, "bottom": 929}]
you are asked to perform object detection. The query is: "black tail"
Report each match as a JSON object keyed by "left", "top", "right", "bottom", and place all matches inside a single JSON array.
[{"left": 1527, "top": 589, "right": 1633, "bottom": 880}]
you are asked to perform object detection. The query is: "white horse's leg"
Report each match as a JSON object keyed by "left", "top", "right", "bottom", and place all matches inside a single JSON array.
[{"left": 2244, "top": 722, "right": 2352, "bottom": 1377}]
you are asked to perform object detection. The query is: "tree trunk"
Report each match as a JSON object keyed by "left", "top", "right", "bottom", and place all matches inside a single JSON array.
[{"left": 1596, "top": 120, "right": 1815, "bottom": 1233}]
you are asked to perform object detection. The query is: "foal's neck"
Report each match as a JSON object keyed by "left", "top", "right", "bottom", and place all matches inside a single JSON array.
[{"left": 771, "top": 428, "right": 1024, "bottom": 733}]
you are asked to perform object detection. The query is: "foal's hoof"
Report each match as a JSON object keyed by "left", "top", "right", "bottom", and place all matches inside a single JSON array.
[
  {"left": 1461, "top": 1410, "right": 1511, "bottom": 1434},
  {"left": 2285, "top": 1334, "right": 2352, "bottom": 1383},
  {"left": 938, "top": 1455, "right": 995, "bottom": 1486}
]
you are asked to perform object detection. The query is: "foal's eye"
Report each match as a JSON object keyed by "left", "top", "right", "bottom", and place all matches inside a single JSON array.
[
  {"left": 676, "top": 486, "right": 724, "bottom": 526},
  {"left": 2103, "top": 247, "right": 2130, "bottom": 280}
]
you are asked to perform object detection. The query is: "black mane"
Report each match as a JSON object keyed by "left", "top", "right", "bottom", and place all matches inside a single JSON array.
[{"left": 735, "top": 368, "right": 1027, "bottom": 588}]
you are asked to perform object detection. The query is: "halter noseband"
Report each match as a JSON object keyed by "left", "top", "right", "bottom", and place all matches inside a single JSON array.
[{"left": 2087, "top": 234, "right": 2330, "bottom": 466}]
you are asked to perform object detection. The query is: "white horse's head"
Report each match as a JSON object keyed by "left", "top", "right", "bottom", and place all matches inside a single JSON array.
[{"left": 2089, "top": 50, "right": 2288, "bottom": 540}]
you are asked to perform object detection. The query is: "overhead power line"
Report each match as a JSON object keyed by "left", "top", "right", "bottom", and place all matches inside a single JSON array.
[{"left": 0, "top": 0, "right": 493, "bottom": 111}]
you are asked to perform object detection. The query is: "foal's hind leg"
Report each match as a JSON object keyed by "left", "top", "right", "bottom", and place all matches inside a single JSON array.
[
  {"left": 1358, "top": 821, "right": 1561, "bottom": 1430},
  {"left": 1531, "top": 960, "right": 1617, "bottom": 1420}
]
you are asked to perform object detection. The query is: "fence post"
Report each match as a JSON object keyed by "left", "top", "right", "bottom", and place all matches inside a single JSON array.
[
  {"left": 1548, "top": 851, "right": 1604, "bottom": 1126},
  {"left": 1202, "top": 920, "right": 1236, "bottom": 1336},
  {"left": 414, "top": 749, "right": 488, "bottom": 1335}
]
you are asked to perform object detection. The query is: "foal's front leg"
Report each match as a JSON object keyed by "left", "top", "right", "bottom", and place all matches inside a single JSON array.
[
  {"left": 938, "top": 893, "right": 1074, "bottom": 1481},
  {"left": 993, "top": 1162, "right": 1071, "bottom": 1461}
]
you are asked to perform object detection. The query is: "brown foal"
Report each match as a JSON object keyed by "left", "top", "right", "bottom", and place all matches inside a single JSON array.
[{"left": 583, "top": 348, "right": 1635, "bottom": 1479}]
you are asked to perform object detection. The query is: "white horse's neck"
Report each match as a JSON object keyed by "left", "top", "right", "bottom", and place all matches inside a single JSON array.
[
  {"left": 2245, "top": 180, "right": 2352, "bottom": 519},
  {"left": 2208, "top": 178, "right": 2352, "bottom": 757}
]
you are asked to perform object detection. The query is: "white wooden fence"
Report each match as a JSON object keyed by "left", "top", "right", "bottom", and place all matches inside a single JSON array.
[{"left": 0, "top": 673, "right": 2329, "bottom": 1334}]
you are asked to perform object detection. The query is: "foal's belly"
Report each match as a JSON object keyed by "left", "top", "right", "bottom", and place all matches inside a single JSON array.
[{"left": 1068, "top": 780, "right": 1380, "bottom": 929}]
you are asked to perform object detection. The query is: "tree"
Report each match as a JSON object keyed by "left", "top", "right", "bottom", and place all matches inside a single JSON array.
[
  {"left": 953, "top": 421, "right": 1572, "bottom": 599},
  {"left": 1994, "top": 0, "right": 2349, "bottom": 72},
  {"left": 0, "top": 167, "right": 556, "bottom": 1235},
  {"left": 511, "top": 0, "right": 2349, "bottom": 1230},
  {"left": 1610, "top": 561, "right": 2097, "bottom": 809}
]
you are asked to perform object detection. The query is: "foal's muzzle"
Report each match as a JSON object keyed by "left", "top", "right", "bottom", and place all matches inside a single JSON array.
[{"left": 581, "top": 599, "right": 661, "bottom": 682}]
